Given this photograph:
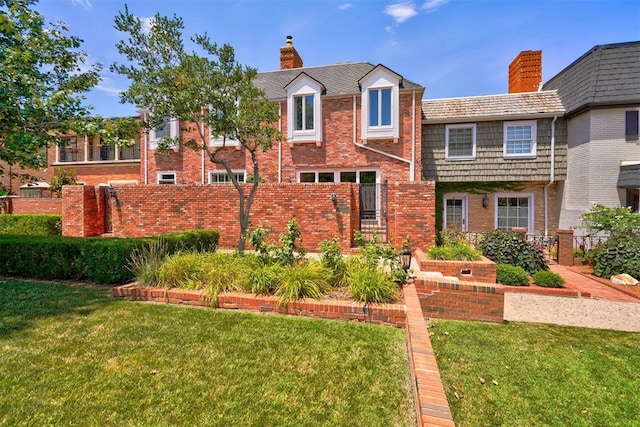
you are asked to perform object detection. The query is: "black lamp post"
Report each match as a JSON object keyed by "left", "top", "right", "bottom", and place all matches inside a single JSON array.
[{"left": 399, "top": 247, "right": 412, "bottom": 272}]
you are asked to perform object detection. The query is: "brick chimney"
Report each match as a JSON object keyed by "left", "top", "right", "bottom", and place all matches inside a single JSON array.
[
  {"left": 508, "top": 50, "right": 542, "bottom": 93},
  {"left": 280, "top": 35, "right": 303, "bottom": 70}
]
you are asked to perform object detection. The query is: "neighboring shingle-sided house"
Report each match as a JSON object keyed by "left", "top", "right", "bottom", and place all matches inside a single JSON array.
[
  {"left": 542, "top": 41, "right": 640, "bottom": 231},
  {"left": 143, "top": 36, "right": 424, "bottom": 186},
  {"left": 422, "top": 91, "right": 567, "bottom": 236}
]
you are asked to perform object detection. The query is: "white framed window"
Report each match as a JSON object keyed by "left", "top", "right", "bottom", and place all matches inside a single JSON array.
[
  {"left": 208, "top": 170, "right": 245, "bottom": 184},
  {"left": 285, "top": 73, "right": 323, "bottom": 145},
  {"left": 296, "top": 169, "right": 378, "bottom": 184},
  {"left": 503, "top": 120, "right": 536, "bottom": 158},
  {"left": 149, "top": 117, "right": 179, "bottom": 150},
  {"left": 209, "top": 105, "right": 240, "bottom": 148},
  {"left": 443, "top": 194, "right": 468, "bottom": 231},
  {"left": 495, "top": 193, "right": 534, "bottom": 232},
  {"left": 360, "top": 65, "right": 400, "bottom": 142},
  {"left": 157, "top": 172, "right": 176, "bottom": 185},
  {"left": 445, "top": 124, "right": 476, "bottom": 160}
]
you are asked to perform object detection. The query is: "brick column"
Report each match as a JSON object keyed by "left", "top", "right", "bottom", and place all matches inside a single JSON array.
[
  {"left": 556, "top": 228, "right": 574, "bottom": 266},
  {"left": 511, "top": 227, "right": 527, "bottom": 239}
]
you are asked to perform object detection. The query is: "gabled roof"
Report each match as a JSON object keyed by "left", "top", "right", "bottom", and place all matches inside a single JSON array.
[
  {"left": 254, "top": 62, "right": 423, "bottom": 101},
  {"left": 283, "top": 71, "right": 326, "bottom": 93},
  {"left": 542, "top": 41, "right": 640, "bottom": 115},
  {"left": 422, "top": 91, "right": 565, "bottom": 123}
]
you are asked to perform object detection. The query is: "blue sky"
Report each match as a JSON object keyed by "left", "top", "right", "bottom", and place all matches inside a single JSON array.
[{"left": 37, "top": 0, "right": 640, "bottom": 118}]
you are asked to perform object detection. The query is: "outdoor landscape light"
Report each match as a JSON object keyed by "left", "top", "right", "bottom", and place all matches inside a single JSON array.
[
  {"left": 482, "top": 194, "right": 489, "bottom": 208},
  {"left": 399, "top": 247, "right": 412, "bottom": 272},
  {"left": 107, "top": 186, "right": 123, "bottom": 207},
  {"left": 331, "top": 193, "right": 338, "bottom": 208}
]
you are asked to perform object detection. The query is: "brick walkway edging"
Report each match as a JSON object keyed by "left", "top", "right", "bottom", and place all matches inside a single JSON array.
[{"left": 113, "top": 283, "right": 456, "bottom": 427}]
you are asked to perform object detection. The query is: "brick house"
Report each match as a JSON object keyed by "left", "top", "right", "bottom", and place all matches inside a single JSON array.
[
  {"left": 422, "top": 51, "right": 568, "bottom": 237},
  {"left": 542, "top": 41, "right": 640, "bottom": 232}
]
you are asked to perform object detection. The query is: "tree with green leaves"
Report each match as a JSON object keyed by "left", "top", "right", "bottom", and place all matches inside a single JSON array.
[
  {"left": 111, "top": 6, "right": 280, "bottom": 252},
  {"left": 580, "top": 203, "right": 640, "bottom": 236},
  {"left": 0, "top": 0, "right": 100, "bottom": 191}
]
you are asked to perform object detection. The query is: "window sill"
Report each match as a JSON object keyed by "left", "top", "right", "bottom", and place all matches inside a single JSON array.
[
  {"left": 503, "top": 155, "right": 537, "bottom": 160},
  {"left": 287, "top": 139, "right": 322, "bottom": 148},
  {"left": 445, "top": 156, "right": 476, "bottom": 162}
]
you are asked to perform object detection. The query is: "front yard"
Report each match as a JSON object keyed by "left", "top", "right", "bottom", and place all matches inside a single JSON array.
[
  {"left": 0, "top": 280, "right": 415, "bottom": 426},
  {"left": 430, "top": 319, "right": 640, "bottom": 426}
]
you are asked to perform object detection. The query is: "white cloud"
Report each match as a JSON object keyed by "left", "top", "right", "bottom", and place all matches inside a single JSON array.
[
  {"left": 385, "top": 26, "right": 393, "bottom": 33},
  {"left": 338, "top": 3, "right": 352, "bottom": 10},
  {"left": 140, "top": 17, "right": 154, "bottom": 34},
  {"left": 422, "top": 0, "right": 449, "bottom": 11},
  {"left": 71, "top": 0, "right": 91, "bottom": 9},
  {"left": 384, "top": 2, "right": 418, "bottom": 24}
]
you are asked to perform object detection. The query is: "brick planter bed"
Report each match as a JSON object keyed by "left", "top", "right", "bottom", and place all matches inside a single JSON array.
[
  {"left": 415, "top": 248, "right": 497, "bottom": 283},
  {"left": 112, "top": 284, "right": 407, "bottom": 328},
  {"left": 499, "top": 283, "right": 590, "bottom": 298}
]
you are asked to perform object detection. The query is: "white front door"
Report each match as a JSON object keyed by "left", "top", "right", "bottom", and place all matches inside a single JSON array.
[{"left": 444, "top": 194, "right": 467, "bottom": 231}]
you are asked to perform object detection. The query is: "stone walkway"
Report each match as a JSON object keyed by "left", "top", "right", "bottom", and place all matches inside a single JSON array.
[{"left": 550, "top": 264, "right": 639, "bottom": 302}]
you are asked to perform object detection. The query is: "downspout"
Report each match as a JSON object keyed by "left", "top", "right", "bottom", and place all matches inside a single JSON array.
[
  {"left": 544, "top": 115, "right": 558, "bottom": 236},
  {"left": 278, "top": 102, "right": 282, "bottom": 183},
  {"left": 143, "top": 110, "right": 148, "bottom": 185},
  {"left": 201, "top": 107, "right": 206, "bottom": 184},
  {"left": 411, "top": 90, "right": 416, "bottom": 182},
  {"left": 352, "top": 95, "right": 412, "bottom": 166}
]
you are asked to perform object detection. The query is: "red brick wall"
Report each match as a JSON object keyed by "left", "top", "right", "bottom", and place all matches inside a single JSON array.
[
  {"left": 9, "top": 197, "right": 62, "bottom": 215},
  {"left": 142, "top": 92, "right": 423, "bottom": 186},
  {"left": 415, "top": 248, "right": 497, "bottom": 283},
  {"left": 62, "top": 182, "right": 436, "bottom": 251},
  {"left": 54, "top": 163, "right": 141, "bottom": 186},
  {"left": 415, "top": 276, "right": 504, "bottom": 323}
]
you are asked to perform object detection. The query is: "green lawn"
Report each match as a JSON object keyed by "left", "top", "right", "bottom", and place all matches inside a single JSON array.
[
  {"left": 0, "top": 280, "right": 415, "bottom": 426},
  {"left": 430, "top": 319, "right": 640, "bottom": 426}
]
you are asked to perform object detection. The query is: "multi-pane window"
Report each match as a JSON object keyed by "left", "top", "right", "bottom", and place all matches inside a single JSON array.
[
  {"left": 369, "top": 88, "right": 392, "bottom": 127},
  {"left": 446, "top": 124, "right": 476, "bottom": 159},
  {"left": 150, "top": 117, "right": 179, "bottom": 149},
  {"left": 497, "top": 196, "right": 531, "bottom": 230},
  {"left": 504, "top": 121, "right": 536, "bottom": 157},
  {"left": 297, "top": 170, "right": 377, "bottom": 184},
  {"left": 444, "top": 197, "right": 466, "bottom": 231},
  {"left": 59, "top": 137, "right": 78, "bottom": 162},
  {"left": 158, "top": 172, "right": 176, "bottom": 185},
  {"left": 294, "top": 95, "right": 314, "bottom": 131},
  {"left": 209, "top": 171, "right": 245, "bottom": 184}
]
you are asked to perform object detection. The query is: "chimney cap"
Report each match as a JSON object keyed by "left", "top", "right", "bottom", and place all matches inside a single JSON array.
[{"left": 285, "top": 35, "right": 293, "bottom": 46}]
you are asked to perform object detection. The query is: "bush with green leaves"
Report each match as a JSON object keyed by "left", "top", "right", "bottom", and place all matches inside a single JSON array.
[
  {"left": 354, "top": 230, "right": 408, "bottom": 284},
  {"left": 345, "top": 257, "right": 398, "bottom": 303},
  {"left": 0, "top": 230, "right": 219, "bottom": 284},
  {"left": 427, "top": 242, "right": 482, "bottom": 261},
  {"left": 532, "top": 270, "right": 565, "bottom": 288},
  {"left": 592, "top": 234, "right": 640, "bottom": 280},
  {"left": 249, "top": 217, "right": 305, "bottom": 266},
  {"left": 0, "top": 214, "right": 61, "bottom": 236},
  {"left": 478, "top": 229, "right": 548, "bottom": 275},
  {"left": 496, "top": 264, "right": 530, "bottom": 286},
  {"left": 275, "top": 261, "right": 332, "bottom": 307},
  {"left": 580, "top": 203, "right": 640, "bottom": 236},
  {"left": 318, "top": 237, "right": 347, "bottom": 286}
]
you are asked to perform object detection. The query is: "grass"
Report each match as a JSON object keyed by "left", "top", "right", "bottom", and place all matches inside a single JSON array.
[
  {"left": 429, "top": 319, "right": 640, "bottom": 426},
  {"left": 0, "top": 280, "right": 415, "bottom": 426}
]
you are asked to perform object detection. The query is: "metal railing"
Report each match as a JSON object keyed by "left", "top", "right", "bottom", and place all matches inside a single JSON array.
[{"left": 58, "top": 143, "right": 140, "bottom": 163}]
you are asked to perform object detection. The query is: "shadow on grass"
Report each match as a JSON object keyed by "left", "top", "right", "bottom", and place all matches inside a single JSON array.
[{"left": 0, "top": 279, "right": 113, "bottom": 338}]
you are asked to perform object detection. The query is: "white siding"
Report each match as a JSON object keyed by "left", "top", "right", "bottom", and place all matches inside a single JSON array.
[{"left": 559, "top": 108, "right": 640, "bottom": 233}]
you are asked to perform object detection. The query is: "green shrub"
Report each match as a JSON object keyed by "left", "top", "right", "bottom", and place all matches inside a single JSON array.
[
  {"left": 0, "top": 230, "right": 219, "bottom": 285},
  {"left": 436, "top": 227, "right": 468, "bottom": 246},
  {"left": 318, "top": 237, "right": 347, "bottom": 286},
  {"left": 532, "top": 270, "right": 565, "bottom": 288},
  {"left": 496, "top": 264, "right": 530, "bottom": 286},
  {"left": 478, "top": 229, "right": 548, "bottom": 275},
  {"left": 354, "top": 230, "right": 408, "bottom": 284},
  {"left": 0, "top": 214, "right": 61, "bottom": 236},
  {"left": 249, "top": 217, "right": 305, "bottom": 266},
  {"left": 427, "top": 243, "right": 482, "bottom": 261},
  {"left": 127, "top": 238, "right": 170, "bottom": 285},
  {"left": 245, "top": 263, "right": 284, "bottom": 295},
  {"left": 274, "top": 261, "right": 332, "bottom": 307},
  {"left": 345, "top": 258, "right": 398, "bottom": 303},
  {"left": 592, "top": 234, "right": 640, "bottom": 280}
]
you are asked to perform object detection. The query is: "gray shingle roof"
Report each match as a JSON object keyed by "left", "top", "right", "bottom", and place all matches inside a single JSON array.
[
  {"left": 422, "top": 91, "right": 565, "bottom": 123},
  {"left": 542, "top": 41, "right": 640, "bottom": 115},
  {"left": 255, "top": 62, "right": 423, "bottom": 100}
]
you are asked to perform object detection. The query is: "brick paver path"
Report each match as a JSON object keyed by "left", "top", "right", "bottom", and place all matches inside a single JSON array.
[{"left": 550, "top": 265, "right": 639, "bottom": 303}]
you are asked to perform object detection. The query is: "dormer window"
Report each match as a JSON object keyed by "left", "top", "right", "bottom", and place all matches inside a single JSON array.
[
  {"left": 149, "top": 117, "right": 179, "bottom": 150},
  {"left": 360, "top": 65, "right": 401, "bottom": 143},
  {"left": 285, "top": 72, "right": 324, "bottom": 146}
]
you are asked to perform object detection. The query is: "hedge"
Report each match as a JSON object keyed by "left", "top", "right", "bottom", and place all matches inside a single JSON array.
[
  {"left": 0, "top": 214, "right": 61, "bottom": 236},
  {"left": 0, "top": 230, "right": 219, "bottom": 284}
]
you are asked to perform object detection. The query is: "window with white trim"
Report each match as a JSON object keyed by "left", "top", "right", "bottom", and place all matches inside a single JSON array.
[
  {"left": 149, "top": 117, "right": 179, "bottom": 150},
  {"left": 445, "top": 124, "right": 476, "bottom": 160},
  {"left": 208, "top": 170, "right": 245, "bottom": 184},
  {"left": 285, "top": 74, "right": 323, "bottom": 144},
  {"left": 360, "top": 66, "right": 400, "bottom": 142},
  {"left": 496, "top": 193, "right": 534, "bottom": 231},
  {"left": 503, "top": 120, "right": 536, "bottom": 158},
  {"left": 157, "top": 172, "right": 176, "bottom": 185},
  {"left": 296, "top": 169, "right": 377, "bottom": 184},
  {"left": 209, "top": 104, "right": 240, "bottom": 147}
]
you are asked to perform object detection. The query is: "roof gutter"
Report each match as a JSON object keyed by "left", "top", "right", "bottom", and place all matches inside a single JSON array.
[{"left": 543, "top": 115, "right": 558, "bottom": 236}]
